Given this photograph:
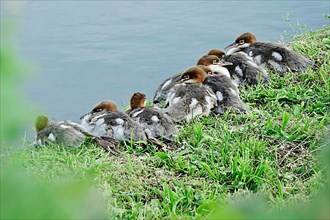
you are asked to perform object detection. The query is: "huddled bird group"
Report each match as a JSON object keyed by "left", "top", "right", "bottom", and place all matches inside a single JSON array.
[{"left": 34, "top": 32, "right": 314, "bottom": 153}]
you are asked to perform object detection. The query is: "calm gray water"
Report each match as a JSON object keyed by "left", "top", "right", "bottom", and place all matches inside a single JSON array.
[{"left": 3, "top": 1, "right": 330, "bottom": 130}]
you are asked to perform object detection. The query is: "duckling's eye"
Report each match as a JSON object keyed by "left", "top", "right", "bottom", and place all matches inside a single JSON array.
[
  {"left": 239, "top": 39, "right": 245, "bottom": 44},
  {"left": 183, "top": 75, "right": 190, "bottom": 80},
  {"left": 93, "top": 108, "right": 102, "bottom": 113},
  {"left": 212, "top": 60, "right": 218, "bottom": 64}
]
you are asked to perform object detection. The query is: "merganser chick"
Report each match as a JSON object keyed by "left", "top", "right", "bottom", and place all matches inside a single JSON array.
[
  {"left": 201, "top": 66, "right": 248, "bottom": 114},
  {"left": 207, "top": 48, "right": 269, "bottom": 86},
  {"left": 126, "top": 92, "right": 179, "bottom": 140},
  {"left": 153, "top": 55, "right": 231, "bottom": 106},
  {"left": 34, "top": 115, "right": 119, "bottom": 154},
  {"left": 224, "top": 32, "right": 314, "bottom": 74},
  {"left": 164, "top": 66, "right": 217, "bottom": 122},
  {"left": 80, "top": 101, "right": 147, "bottom": 142}
]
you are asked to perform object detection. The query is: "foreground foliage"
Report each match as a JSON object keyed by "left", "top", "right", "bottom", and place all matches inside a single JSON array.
[{"left": 1, "top": 26, "right": 329, "bottom": 219}]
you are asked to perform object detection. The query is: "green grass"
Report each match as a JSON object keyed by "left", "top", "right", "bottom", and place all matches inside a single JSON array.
[{"left": 1, "top": 26, "right": 330, "bottom": 219}]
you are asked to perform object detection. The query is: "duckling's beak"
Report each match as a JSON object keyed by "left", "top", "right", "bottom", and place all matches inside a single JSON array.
[
  {"left": 224, "top": 42, "right": 239, "bottom": 55},
  {"left": 80, "top": 112, "right": 91, "bottom": 120},
  {"left": 219, "top": 60, "right": 233, "bottom": 66}
]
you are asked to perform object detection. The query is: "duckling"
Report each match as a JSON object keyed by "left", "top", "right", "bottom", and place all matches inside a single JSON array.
[
  {"left": 153, "top": 55, "right": 230, "bottom": 106},
  {"left": 202, "top": 66, "right": 248, "bottom": 114},
  {"left": 224, "top": 32, "right": 313, "bottom": 74},
  {"left": 34, "top": 115, "right": 119, "bottom": 154},
  {"left": 164, "top": 66, "right": 217, "bottom": 122},
  {"left": 80, "top": 101, "right": 147, "bottom": 142},
  {"left": 127, "top": 92, "right": 179, "bottom": 140},
  {"left": 207, "top": 48, "right": 269, "bottom": 86}
]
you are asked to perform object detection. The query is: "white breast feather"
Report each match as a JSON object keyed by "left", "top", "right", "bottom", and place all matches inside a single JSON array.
[
  {"left": 272, "top": 52, "right": 283, "bottom": 61},
  {"left": 172, "top": 97, "right": 181, "bottom": 104},
  {"left": 48, "top": 133, "right": 56, "bottom": 142},
  {"left": 115, "top": 118, "right": 125, "bottom": 125},
  {"left": 151, "top": 115, "right": 159, "bottom": 123},
  {"left": 234, "top": 66, "right": 243, "bottom": 77},
  {"left": 216, "top": 91, "right": 224, "bottom": 101},
  {"left": 189, "top": 98, "right": 198, "bottom": 108}
]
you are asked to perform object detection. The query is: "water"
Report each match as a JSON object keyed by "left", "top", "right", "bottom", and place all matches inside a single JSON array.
[{"left": 2, "top": 1, "right": 329, "bottom": 136}]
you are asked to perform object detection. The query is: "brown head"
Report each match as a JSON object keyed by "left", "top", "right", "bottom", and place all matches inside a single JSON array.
[
  {"left": 224, "top": 32, "right": 257, "bottom": 55},
  {"left": 196, "top": 55, "right": 220, "bottom": 66},
  {"left": 80, "top": 100, "right": 118, "bottom": 120},
  {"left": 91, "top": 100, "right": 118, "bottom": 113},
  {"left": 235, "top": 32, "right": 257, "bottom": 45},
  {"left": 179, "top": 66, "right": 207, "bottom": 84},
  {"left": 207, "top": 49, "right": 226, "bottom": 59},
  {"left": 130, "top": 92, "right": 146, "bottom": 110},
  {"left": 198, "top": 65, "right": 213, "bottom": 75}
]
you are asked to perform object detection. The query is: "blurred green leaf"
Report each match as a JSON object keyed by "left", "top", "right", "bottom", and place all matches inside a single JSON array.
[{"left": 155, "top": 152, "right": 169, "bottom": 160}]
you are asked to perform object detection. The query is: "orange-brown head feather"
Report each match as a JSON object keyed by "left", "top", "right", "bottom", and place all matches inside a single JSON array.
[
  {"left": 180, "top": 66, "right": 207, "bottom": 84},
  {"left": 130, "top": 92, "right": 146, "bottom": 110},
  {"left": 207, "top": 49, "right": 226, "bottom": 59},
  {"left": 196, "top": 55, "right": 220, "bottom": 66},
  {"left": 235, "top": 32, "right": 257, "bottom": 45},
  {"left": 92, "top": 100, "right": 118, "bottom": 113}
]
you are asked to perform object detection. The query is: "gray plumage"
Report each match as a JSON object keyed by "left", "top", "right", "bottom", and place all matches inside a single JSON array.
[
  {"left": 164, "top": 83, "right": 217, "bottom": 122},
  {"left": 153, "top": 72, "right": 181, "bottom": 106},
  {"left": 81, "top": 111, "right": 147, "bottom": 142},
  {"left": 127, "top": 106, "right": 179, "bottom": 140},
  {"left": 222, "top": 52, "right": 269, "bottom": 85},
  {"left": 243, "top": 42, "right": 314, "bottom": 74},
  {"left": 35, "top": 120, "right": 87, "bottom": 147},
  {"left": 204, "top": 74, "right": 247, "bottom": 114}
]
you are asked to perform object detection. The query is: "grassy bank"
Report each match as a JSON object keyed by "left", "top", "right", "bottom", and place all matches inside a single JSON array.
[{"left": 1, "top": 26, "right": 330, "bottom": 219}]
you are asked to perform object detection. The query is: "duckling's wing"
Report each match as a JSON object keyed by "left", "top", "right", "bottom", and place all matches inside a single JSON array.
[
  {"left": 62, "top": 120, "right": 95, "bottom": 136},
  {"left": 205, "top": 75, "right": 247, "bottom": 114},
  {"left": 153, "top": 72, "right": 182, "bottom": 105},
  {"left": 62, "top": 120, "right": 119, "bottom": 153},
  {"left": 223, "top": 53, "right": 269, "bottom": 85},
  {"left": 247, "top": 42, "right": 313, "bottom": 73},
  {"left": 136, "top": 107, "right": 179, "bottom": 139}
]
